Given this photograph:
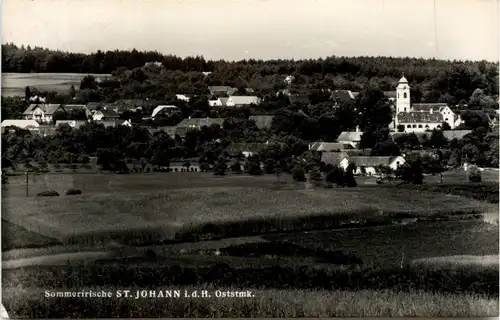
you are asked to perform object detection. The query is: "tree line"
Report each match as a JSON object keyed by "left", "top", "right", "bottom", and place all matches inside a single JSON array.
[{"left": 2, "top": 43, "right": 498, "bottom": 105}]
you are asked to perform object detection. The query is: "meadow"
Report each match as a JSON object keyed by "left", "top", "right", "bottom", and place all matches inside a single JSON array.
[
  {"left": 1, "top": 171, "right": 499, "bottom": 317},
  {"left": 1, "top": 73, "right": 111, "bottom": 97}
]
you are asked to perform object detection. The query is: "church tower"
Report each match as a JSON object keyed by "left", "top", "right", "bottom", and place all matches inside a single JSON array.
[{"left": 396, "top": 74, "right": 411, "bottom": 113}]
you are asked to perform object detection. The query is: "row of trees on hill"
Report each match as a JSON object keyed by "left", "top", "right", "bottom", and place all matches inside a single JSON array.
[{"left": 2, "top": 43, "right": 498, "bottom": 104}]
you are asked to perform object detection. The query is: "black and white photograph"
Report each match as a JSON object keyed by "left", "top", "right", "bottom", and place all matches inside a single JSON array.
[{"left": 1, "top": 0, "right": 499, "bottom": 318}]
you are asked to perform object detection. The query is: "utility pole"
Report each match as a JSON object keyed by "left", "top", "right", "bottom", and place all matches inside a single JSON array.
[{"left": 25, "top": 171, "right": 29, "bottom": 197}]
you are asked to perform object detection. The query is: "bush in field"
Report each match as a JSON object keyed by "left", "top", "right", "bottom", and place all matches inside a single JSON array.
[
  {"left": 292, "top": 167, "right": 306, "bottom": 182},
  {"left": 326, "top": 166, "right": 344, "bottom": 186},
  {"left": 231, "top": 161, "right": 242, "bottom": 174},
  {"left": 245, "top": 158, "right": 263, "bottom": 175},
  {"left": 467, "top": 165, "right": 482, "bottom": 182},
  {"left": 1, "top": 171, "right": 7, "bottom": 185},
  {"left": 309, "top": 165, "right": 322, "bottom": 182},
  {"left": 200, "top": 163, "right": 211, "bottom": 172},
  {"left": 344, "top": 163, "right": 358, "bottom": 187},
  {"left": 66, "top": 189, "right": 82, "bottom": 195},
  {"left": 213, "top": 158, "right": 228, "bottom": 176},
  {"left": 37, "top": 190, "right": 59, "bottom": 197}
]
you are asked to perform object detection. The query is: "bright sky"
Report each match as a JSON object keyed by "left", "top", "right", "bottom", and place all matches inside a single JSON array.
[{"left": 2, "top": 0, "right": 499, "bottom": 61}]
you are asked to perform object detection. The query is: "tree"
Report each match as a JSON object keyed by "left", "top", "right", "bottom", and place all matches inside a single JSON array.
[
  {"left": 213, "top": 157, "right": 228, "bottom": 176},
  {"left": 421, "top": 155, "right": 446, "bottom": 183},
  {"left": 326, "top": 166, "right": 344, "bottom": 186},
  {"left": 466, "top": 164, "right": 482, "bottom": 182},
  {"left": 292, "top": 166, "right": 306, "bottom": 182},
  {"left": 245, "top": 156, "right": 263, "bottom": 175},
  {"left": 69, "top": 85, "right": 76, "bottom": 98},
  {"left": 309, "top": 165, "right": 322, "bottom": 184},
  {"left": 80, "top": 75, "right": 98, "bottom": 90},
  {"left": 429, "top": 129, "right": 449, "bottom": 149},
  {"left": 230, "top": 160, "right": 242, "bottom": 174},
  {"left": 344, "top": 162, "right": 357, "bottom": 187},
  {"left": 441, "top": 122, "right": 451, "bottom": 131},
  {"left": 25, "top": 86, "right": 32, "bottom": 101}
]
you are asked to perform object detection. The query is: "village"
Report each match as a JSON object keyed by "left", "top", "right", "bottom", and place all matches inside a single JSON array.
[{"left": 2, "top": 72, "right": 495, "bottom": 178}]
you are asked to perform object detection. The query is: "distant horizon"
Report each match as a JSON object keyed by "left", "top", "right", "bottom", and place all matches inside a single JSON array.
[
  {"left": 2, "top": 0, "right": 498, "bottom": 62},
  {"left": 3, "top": 42, "right": 498, "bottom": 64}
]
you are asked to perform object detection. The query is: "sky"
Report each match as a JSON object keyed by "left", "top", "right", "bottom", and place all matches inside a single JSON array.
[{"left": 2, "top": 0, "right": 499, "bottom": 62}]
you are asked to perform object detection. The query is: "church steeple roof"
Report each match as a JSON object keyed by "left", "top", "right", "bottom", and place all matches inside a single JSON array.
[{"left": 398, "top": 73, "right": 408, "bottom": 84}]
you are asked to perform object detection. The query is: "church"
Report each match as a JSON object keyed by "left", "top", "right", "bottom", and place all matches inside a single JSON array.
[{"left": 392, "top": 75, "right": 461, "bottom": 133}]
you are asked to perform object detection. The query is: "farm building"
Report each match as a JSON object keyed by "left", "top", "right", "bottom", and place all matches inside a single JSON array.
[
  {"left": 175, "top": 94, "right": 191, "bottom": 102},
  {"left": 330, "top": 90, "right": 357, "bottom": 103},
  {"left": 92, "top": 109, "right": 120, "bottom": 121},
  {"left": 169, "top": 161, "right": 201, "bottom": 172},
  {"left": 63, "top": 104, "right": 87, "bottom": 113},
  {"left": 23, "top": 104, "right": 65, "bottom": 124},
  {"left": 1, "top": 119, "right": 40, "bottom": 130},
  {"left": 336, "top": 130, "right": 363, "bottom": 148},
  {"left": 208, "top": 86, "right": 234, "bottom": 96},
  {"left": 349, "top": 156, "right": 406, "bottom": 175},
  {"left": 320, "top": 152, "right": 350, "bottom": 167},
  {"left": 147, "top": 126, "right": 177, "bottom": 138},
  {"left": 209, "top": 98, "right": 223, "bottom": 107}
]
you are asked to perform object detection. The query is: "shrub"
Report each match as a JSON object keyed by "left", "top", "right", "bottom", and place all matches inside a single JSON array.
[
  {"left": 146, "top": 167, "right": 151, "bottom": 173},
  {"left": 292, "top": 167, "right": 306, "bottom": 182},
  {"left": 467, "top": 165, "right": 482, "bottom": 182},
  {"left": 66, "top": 189, "right": 82, "bottom": 195},
  {"left": 200, "top": 163, "right": 211, "bottom": 172},
  {"left": 309, "top": 165, "right": 322, "bottom": 181},
  {"left": 37, "top": 190, "right": 59, "bottom": 197},
  {"left": 231, "top": 161, "right": 243, "bottom": 174},
  {"left": 326, "top": 166, "right": 344, "bottom": 186},
  {"left": 1, "top": 171, "right": 7, "bottom": 185},
  {"left": 174, "top": 168, "right": 178, "bottom": 172}
]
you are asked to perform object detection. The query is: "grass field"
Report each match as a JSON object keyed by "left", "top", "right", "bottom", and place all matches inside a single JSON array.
[
  {"left": 2, "top": 286, "right": 497, "bottom": 317},
  {"left": 1, "top": 73, "right": 111, "bottom": 97},
  {"left": 2, "top": 171, "right": 498, "bottom": 318},
  {"left": 2, "top": 173, "right": 497, "bottom": 248}
]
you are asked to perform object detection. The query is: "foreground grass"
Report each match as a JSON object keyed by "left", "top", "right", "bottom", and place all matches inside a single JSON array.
[
  {"left": 3, "top": 186, "right": 496, "bottom": 247},
  {"left": 2, "top": 286, "right": 498, "bottom": 318}
]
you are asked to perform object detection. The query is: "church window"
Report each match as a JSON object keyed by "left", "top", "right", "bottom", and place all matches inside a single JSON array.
[
  {"left": 407, "top": 125, "right": 411, "bottom": 128},
  {"left": 412, "top": 124, "right": 417, "bottom": 128},
  {"left": 403, "top": 92, "right": 407, "bottom": 99},
  {"left": 398, "top": 93, "right": 399, "bottom": 98},
  {"left": 418, "top": 124, "right": 423, "bottom": 128},
  {"left": 404, "top": 108, "right": 407, "bottom": 112}
]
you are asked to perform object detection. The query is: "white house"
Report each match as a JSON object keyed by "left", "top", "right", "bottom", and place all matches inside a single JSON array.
[
  {"left": 226, "top": 96, "right": 261, "bottom": 107},
  {"left": 208, "top": 98, "right": 223, "bottom": 107},
  {"left": 22, "top": 104, "right": 65, "bottom": 123},
  {"left": 349, "top": 156, "right": 406, "bottom": 176}
]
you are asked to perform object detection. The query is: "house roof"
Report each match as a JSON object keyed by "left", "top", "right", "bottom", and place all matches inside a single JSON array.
[
  {"left": 249, "top": 115, "right": 274, "bottom": 129},
  {"left": 412, "top": 103, "right": 447, "bottom": 112},
  {"left": 23, "top": 104, "right": 63, "bottom": 115},
  {"left": 97, "top": 109, "right": 120, "bottom": 118},
  {"left": 226, "top": 143, "right": 268, "bottom": 154},
  {"left": 330, "top": 90, "right": 355, "bottom": 102},
  {"left": 219, "top": 97, "right": 229, "bottom": 106},
  {"left": 288, "top": 94, "right": 310, "bottom": 105},
  {"left": 149, "top": 126, "right": 177, "bottom": 137},
  {"left": 310, "top": 142, "right": 354, "bottom": 152},
  {"left": 152, "top": 105, "right": 179, "bottom": 118},
  {"left": 337, "top": 131, "right": 364, "bottom": 142},
  {"left": 442, "top": 130, "right": 472, "bottom": 141},
  {"left": 63, "top": 104, "right": 87, "bottom": 111},
  {"left": 320, "top": 152, "right": 349, "bottom": 166},
  {"left": 176, "top": 118, "right": 225, "bottom": 128},
  {"left": 390, "top": 132, "right": 433, "bottom": 144},
  {"left": 397, "top": 112, "right": 443, "bottom": 123},
  {"left": 349, "top": 156, "right": 395, "bottom": 167},
  {"left": 208, "top": 86, "right": 232, "bottom": 94},
  {"left": 245, "top": 88, "right": 255, "bottom": 93},
  {"left": 228, "top": 96, "right": 261, "bottom": 105},
  {"left": 1, "top": 119, "right": 40, "bottom": 129}
]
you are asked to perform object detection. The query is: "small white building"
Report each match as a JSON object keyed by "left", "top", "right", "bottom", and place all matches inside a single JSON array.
[
  {"left": 349, "top": 156, "right": 406, "bottom": 175},
  {"left": 226, "top": 96, "right": 261, "bottom": 107},
  {"left": 175, "top": 94, "right": 190, "bottom": 102},
  {"left": 336, "top": 129, "right": 363, "bottom": 148},
  {"left": 208, "top": 99, "right": 223, "bottom": 107}
]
